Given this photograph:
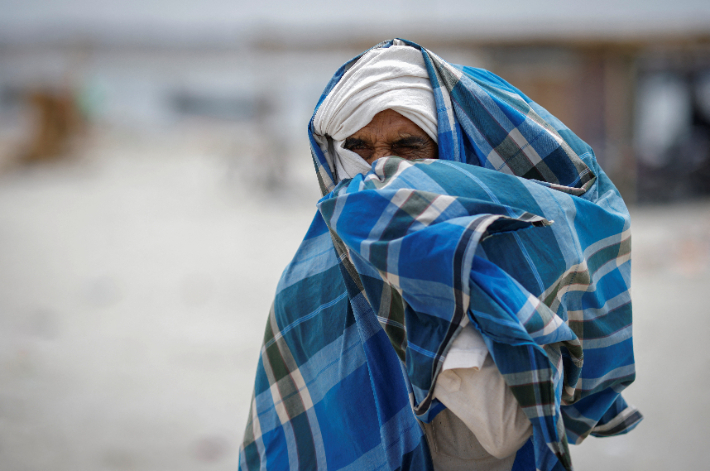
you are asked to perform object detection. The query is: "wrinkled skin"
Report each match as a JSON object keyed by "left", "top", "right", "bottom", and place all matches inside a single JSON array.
[{"left": 344, "top": 109, "right": 438, "bottom": 163}]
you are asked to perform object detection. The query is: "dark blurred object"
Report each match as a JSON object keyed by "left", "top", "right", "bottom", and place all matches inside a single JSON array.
[
  {"left": 19, "top": 88, "right": 84, "bottom": 163},
  {"left": 634, "top": 49, "right": 710, "bottom": 203}
]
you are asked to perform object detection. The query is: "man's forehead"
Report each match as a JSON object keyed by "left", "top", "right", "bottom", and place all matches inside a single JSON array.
[{"left": 348, "top": 109, "right": 429, "bottom": 140}]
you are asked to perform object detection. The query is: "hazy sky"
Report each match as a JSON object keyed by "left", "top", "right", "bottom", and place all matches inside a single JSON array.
[{"left": 2, "top": 0, "right": 710, "bottom": 40}]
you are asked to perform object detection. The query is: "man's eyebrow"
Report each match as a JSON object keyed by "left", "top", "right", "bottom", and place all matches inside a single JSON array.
[
  {"left": 392, "top": 136, "right": 429, "bottom": 146},
  {"left": 344, "top": 137, "right": 368, "bottom": 147}
]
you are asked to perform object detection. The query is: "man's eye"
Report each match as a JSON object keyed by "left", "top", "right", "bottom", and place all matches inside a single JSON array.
[
  {"left": 344, "top": 139, "right": 369, "bottom": 151},
  {"left": 393, "top": 144, "right": 422, "bottom": 152}
]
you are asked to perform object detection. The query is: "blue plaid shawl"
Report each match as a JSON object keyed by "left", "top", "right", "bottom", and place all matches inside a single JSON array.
[{"left": 239, "top": 39, "right": 642, "bottom": 471}]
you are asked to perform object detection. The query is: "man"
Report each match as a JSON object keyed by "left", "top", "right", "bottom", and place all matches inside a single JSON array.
[{"left": 239, "top": 39, "right": 641, "bottom": 471}]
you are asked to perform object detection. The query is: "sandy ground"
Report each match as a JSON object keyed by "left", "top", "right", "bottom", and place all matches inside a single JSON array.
[{"left": 0, "top": 141, "right": 708, "bottom": 470}]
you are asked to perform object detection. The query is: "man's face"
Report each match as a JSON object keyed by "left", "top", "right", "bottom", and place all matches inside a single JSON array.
[{"left": 344, "top": 109, "right": 438, "bottom": 164}]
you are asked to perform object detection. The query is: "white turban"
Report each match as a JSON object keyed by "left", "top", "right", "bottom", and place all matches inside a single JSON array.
[{"left": 313, "top": 44, "right": 438, "bottom": 182}]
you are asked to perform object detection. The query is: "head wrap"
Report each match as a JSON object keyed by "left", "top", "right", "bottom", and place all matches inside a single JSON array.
[{"left": 313, "top": 44, "right": 437, "bottom": 182}]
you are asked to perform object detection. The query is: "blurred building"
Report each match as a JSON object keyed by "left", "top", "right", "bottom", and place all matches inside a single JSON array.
[
  {"left": 0, "top": 4, "right": 709, "bottom": 470},
  {"left": 0, "top": 1, "right": 709, "bottom": 202}
]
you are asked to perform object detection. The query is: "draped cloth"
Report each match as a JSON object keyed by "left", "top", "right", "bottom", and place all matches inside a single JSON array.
[{"left": 239, "top": 39, "right": 642, "bottom": 471}]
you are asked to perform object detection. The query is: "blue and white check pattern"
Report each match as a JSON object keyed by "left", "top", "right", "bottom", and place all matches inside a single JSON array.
[{"left": 240, "top": 39, "right": 641, "bottom": 471}]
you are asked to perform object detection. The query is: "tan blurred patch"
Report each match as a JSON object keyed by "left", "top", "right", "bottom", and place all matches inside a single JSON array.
[{"left": 19, "top": 88, "right": 85, "bottom": 164}]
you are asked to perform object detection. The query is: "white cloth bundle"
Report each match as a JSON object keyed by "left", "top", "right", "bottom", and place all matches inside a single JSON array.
[
  {"left": 313, "top": 43, "right": 438, "bottom": 182},
  {"left": 442, "top": 317, "right": 489, "bottom": 371},
  {"left": 434, "top": 321, "right": 532, "bottom": 461}
]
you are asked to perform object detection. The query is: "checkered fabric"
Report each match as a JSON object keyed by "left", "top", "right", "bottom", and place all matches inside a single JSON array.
[{"left": 239, "top": 39, "right": 641, "bottom": 471}]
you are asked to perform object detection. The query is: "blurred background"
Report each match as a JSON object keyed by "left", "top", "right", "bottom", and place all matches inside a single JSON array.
[{"left": 0, "top": 1, "right": 709, "bottom": 470}]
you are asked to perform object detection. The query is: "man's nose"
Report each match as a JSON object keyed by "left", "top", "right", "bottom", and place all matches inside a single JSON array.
[{"left": 371, "top": 145, "right": 394, "bottom": 161}]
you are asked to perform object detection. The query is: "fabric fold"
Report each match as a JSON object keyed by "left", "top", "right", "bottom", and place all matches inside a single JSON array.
[{"left": 241, "top": 38, "right": 641, "bottom": 471}]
